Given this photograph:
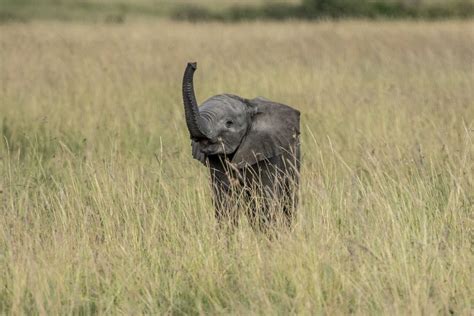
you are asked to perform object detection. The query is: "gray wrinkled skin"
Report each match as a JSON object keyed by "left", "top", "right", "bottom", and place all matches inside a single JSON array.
[
  {"left": 188, "top": 94, "right": 301, "bottom": 229},
  {"left": 181, "top": 63, "right": 300, "bottom": 229},
  {"left": 195, "top": 95, "right": 253, "bottom": 156}
]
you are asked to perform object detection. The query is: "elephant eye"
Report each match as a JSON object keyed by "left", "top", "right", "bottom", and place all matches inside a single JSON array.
[{"left": 225, "top": 120, "right": 233, "bottom": 128}]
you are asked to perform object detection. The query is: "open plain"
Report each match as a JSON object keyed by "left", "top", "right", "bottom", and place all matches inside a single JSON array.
[{"left": 0, "top": 20, "right": 473, "bottom": 314}]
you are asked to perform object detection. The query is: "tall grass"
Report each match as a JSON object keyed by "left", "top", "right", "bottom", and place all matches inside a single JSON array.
[{"left": 0, "top": 20, "right": 473, "bottom": 314}]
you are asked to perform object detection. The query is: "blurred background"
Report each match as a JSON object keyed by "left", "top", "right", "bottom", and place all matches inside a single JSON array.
[{"left": 1, "top": 0, "right": 473, "bottom": 23}]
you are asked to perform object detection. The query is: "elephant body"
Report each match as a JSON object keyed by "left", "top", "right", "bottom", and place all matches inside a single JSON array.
[
  {"left": 205, "top": 97, "right": 300, "bottom": 228},
  {"left": 182, "top": 63, "right": 300, "bottom": 229}
]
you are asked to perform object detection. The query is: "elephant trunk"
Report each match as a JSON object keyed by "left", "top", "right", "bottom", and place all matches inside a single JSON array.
[{"left": 182, "top": 62, "right": 207, "bottom": 139}]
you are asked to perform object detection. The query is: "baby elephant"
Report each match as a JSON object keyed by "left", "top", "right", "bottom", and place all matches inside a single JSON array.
[{"left": 182, "top": 62, "right": 300, "bottom": 229}]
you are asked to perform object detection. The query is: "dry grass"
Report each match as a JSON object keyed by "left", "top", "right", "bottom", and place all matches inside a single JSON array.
[{"left": 0, "top": 20, "right": 473, "bottom": 314}]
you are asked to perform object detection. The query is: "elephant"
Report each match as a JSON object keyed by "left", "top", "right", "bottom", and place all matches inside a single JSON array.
[{"left": 182, "top": 62, "right": 300, "bottom": 229}]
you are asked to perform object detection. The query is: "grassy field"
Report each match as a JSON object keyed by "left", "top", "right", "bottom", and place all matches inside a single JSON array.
[
  {"left": 0, "top": 0, "right": 300, "bottom": 22},
  {"left": 1, "top": 0, "right": 472, "bottom": 22},
  {"left": 0, "top": 20, "right": 473, "bottom": 314}
]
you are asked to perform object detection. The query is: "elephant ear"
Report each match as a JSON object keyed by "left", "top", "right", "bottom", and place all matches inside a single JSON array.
[{"left": 231, "top": 98, "right": 300, "bottom": 168}]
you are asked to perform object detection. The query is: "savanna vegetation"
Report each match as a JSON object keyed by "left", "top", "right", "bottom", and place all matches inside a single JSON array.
[
  {"left": 1, "top": 0, "right": 473, "bottom": 23},
  {"left": 0, "top": 3, "right": 473, "bottom": 314}
]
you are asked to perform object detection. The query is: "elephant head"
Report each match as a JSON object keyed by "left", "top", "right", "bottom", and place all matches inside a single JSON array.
[{"left": 182, "top": 62, "right": 300, "bottom": 167}]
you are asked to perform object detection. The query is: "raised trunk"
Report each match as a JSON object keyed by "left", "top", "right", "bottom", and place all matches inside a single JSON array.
[{"left": 182, "top": 62, "right": 207, "bottom": 139}]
